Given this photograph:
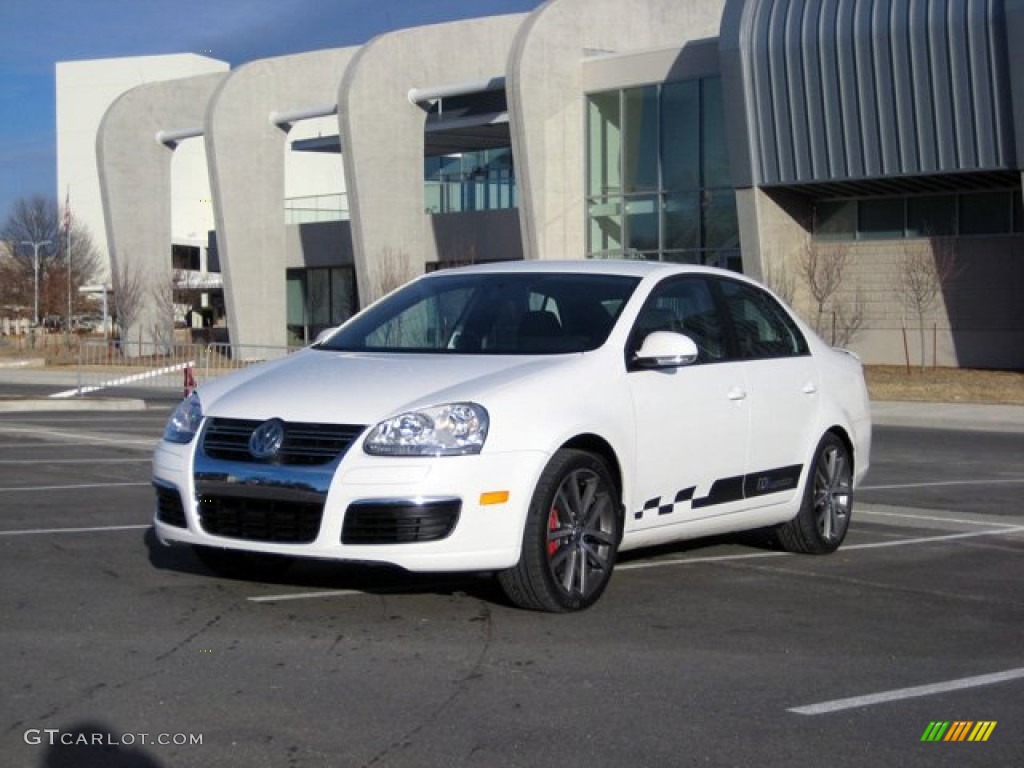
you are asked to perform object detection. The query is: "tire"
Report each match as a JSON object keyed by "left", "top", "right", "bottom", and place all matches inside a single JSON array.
[
  {"left": 775, "top": 432, "right": 853, "bottom": 554},
  {"left": 499, "top": 449, "right": 621, "bottom": 612},
  {"left": 193, "top": 546, "right": 295, "bottom": 580}
]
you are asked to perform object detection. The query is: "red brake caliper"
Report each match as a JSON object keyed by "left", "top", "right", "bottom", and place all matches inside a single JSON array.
[{"left": 547, "top": 507, "right": 560, "bottom": 557}]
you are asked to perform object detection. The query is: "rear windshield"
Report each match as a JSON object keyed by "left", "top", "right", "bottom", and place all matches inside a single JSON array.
[{"left": 316, "top": 272, "right": 640, "bottom": 354}]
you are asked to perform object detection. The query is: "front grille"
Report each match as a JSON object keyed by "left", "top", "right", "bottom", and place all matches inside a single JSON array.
[
  {"left": 202, "top": 418, "right": 365, "bottom": 465},
  {"left": 342, "top": 500, "right": 461, "bottom": 544},
  {"left": 154, "top": 484, "right": 186, "bottom": 528},
  {"left": 198, "top": 496, "right": 324, "bottom": 543}
]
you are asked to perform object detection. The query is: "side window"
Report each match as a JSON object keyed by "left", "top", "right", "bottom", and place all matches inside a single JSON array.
[
  {"left": 716, "top": 279, "right": 809, "bottom": 359},
  {"left": 629, "top": 276, "right": 726, "bottom": 363}
]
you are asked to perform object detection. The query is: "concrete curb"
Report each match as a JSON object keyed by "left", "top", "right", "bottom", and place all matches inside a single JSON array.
[
  {"left": 870, "top": 400, "right": 1024, "bottom": 433},
  {"left": 0, "top": 398, "right": 148, "bottom": 413}
]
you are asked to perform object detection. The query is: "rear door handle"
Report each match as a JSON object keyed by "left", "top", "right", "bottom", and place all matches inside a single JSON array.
[
  {"left": 802, "top": 382, "right": 818, "bottom": 395},
  {"left": 727, "top": 387, "right": 747, "bottom": 401}
]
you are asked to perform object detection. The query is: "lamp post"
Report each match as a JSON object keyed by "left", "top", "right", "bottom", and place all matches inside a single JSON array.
[{"left": 20, "top": 239, "right": 51, "bottom": 326}]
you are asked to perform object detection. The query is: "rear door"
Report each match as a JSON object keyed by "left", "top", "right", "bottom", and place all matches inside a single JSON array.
[{"left": 714, "top": 277, "right": 818, "bottom": 506}]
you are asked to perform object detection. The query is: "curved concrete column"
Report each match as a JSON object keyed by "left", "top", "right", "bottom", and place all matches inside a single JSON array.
[
  {"left": 205, "top": 48, "right": 358, "bottom": 350},
  {"left": 97, "top": 73, "right": 227, "bottom": 351},
  {"left": 507, "top": 0, "right": 724, "bottom": 260},
  {"left": 338, "top": 15, "right": 526, "bottom": 303}
]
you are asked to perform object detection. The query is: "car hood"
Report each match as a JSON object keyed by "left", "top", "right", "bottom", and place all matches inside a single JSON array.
[{"left": 199, "top": 348, "right": 576, "bottom": 425}]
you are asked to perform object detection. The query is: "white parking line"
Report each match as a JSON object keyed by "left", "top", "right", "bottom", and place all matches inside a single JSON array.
[
  {"left": 248, "top": 589, "right": 365, "bottom": 603},
  {"left": 840, "top": 526, "right": 1024, "bottom": 550},
  {"left": 0, "top": 458, "right": 151, "bottom": 465},
  {"left": 789, "top": 667, "right": 1024, "bottom": 715},
  {"left": 0, "top": 425, "right": 155, "bottom": 448},
  {"left": 0, "top": 482, "right": 150, "bottom": 492},
  {"left": 861, "top": 478, "right": 1024, "bottom": 491},
  {"left": 618, "top": 525, "right": 1024, "bottom": 572},
  {"left": 859, "top": 508, "right": 1021, "bottom": 528},
  {"left": 0, "top": 524, "right": 150, "bottom": 537}
]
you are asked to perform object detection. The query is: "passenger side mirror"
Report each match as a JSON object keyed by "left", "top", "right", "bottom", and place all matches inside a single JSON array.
[{"left": 632, "top": 331, "right": 699, "bottom": 369}]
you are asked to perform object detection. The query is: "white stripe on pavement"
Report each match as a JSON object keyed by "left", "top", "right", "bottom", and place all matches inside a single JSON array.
[
  {"left": 789, "top": 667, "right": 1024, "bottom": 715},
  {"left": 0, "top": 524, "right": 150, "bottom": 536}
]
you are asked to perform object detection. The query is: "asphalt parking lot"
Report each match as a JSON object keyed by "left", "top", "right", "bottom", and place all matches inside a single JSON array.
[{"left": 1, "top": 403, "right": 1022, "bottom": 768}]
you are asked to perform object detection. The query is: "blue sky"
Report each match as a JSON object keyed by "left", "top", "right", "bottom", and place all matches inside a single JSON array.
[{"left": 0, "top": 0, "right": 544, "bottom": 221}]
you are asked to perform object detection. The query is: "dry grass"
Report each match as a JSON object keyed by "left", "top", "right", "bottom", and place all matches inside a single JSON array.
[{"left": 866, "top": 366, "right": 1024, "bottom": 405}]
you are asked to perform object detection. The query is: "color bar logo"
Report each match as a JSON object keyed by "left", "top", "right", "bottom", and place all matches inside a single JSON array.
[{"left": 921, "top": 721, "right": 997, "bottom": 742}]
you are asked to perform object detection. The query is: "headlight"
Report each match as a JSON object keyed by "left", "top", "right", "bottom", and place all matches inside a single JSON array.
[
  {"left": 364, "top": 402, "right": 489, "bottom": 457},
  {"left": 163, "top": 393, "right": 204, "bottom": 444}
]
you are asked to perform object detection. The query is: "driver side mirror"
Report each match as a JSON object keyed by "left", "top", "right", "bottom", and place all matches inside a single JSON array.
[{"left": 632, "top": 331, "right": 699, "bottom": 370}]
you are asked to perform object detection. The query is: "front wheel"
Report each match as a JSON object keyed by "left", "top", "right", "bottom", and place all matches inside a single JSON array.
[
  {"left": 499, "top": 450, "right": 621, "bottom": 612},
  {"left": 775, "top": 432, "right": 853, "bottom": 554}
]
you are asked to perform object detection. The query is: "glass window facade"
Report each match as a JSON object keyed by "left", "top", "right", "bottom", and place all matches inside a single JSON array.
[
  {"left": 814, "top": 189, "right": 1022, "bottom": 240},
  {"left": 286, "top": 267, "right": 356, "bottom": 346},
  {"left": 424, "top": 148, "right": 516, "bottom": 214},
  {"left": 586, "top": 77, "right": 740, "bottom": 270}
]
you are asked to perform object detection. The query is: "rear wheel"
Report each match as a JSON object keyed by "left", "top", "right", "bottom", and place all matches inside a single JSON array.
[
  {"left": 499, "top": 450, "right": 621, "bottom": 612},
  {"left": 193, "top": 546, "right": 295, "bottom": 580},
  {"left": 775, "top": 433, "right": 853, "bottom": 554}
]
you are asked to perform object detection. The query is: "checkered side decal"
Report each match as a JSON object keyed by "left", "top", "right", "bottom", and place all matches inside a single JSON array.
[{"left": 636, "top": 487, "right": 696, "bottom": 520}]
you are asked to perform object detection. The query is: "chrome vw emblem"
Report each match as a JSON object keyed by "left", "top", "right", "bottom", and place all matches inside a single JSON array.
[{"left": 248, "top": 419, "right": 286, "bottom": 460}]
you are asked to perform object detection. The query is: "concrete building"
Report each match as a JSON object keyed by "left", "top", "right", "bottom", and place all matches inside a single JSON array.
[
  {"left": 74, "top": 0, "right": 1023, "bottom": 367},
  {"left": 57, "top": 54, "right": 230, "bottom": 283}
]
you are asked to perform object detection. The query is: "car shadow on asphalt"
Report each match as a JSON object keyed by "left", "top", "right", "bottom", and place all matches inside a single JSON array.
[{"left": 142, "top": 527, "right": 509, "bottom": 606}]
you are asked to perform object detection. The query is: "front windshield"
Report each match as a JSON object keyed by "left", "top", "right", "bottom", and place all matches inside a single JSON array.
[{"left": 317, "top": 272, "right": 640, "bottom": 354}]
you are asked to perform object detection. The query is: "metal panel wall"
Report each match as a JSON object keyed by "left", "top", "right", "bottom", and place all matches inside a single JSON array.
[{"left": 721, "top": 0, "right": 1018, "bottom": 187}]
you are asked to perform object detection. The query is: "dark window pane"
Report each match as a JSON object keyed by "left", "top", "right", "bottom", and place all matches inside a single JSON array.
[
  {"left": 702, "top": 189, "right": 739, "bottom": 249},
  {"left": 906, "top": 195, "right": 955, "bottom": 237},
  {"left": 661, "top": 80, "right": 699, "bottom": 191},
  {"left": 702, "top": 78, "right": 731, "bottom": 188},
  {"left": 587, "top": 91, "right": 621, "bottom": 196},
  {"left": 664, "top": 192, "right": 699, "bottom": 250},
  {"left": 623, "top": 86, "right": 659, "bottom": 192},
  {"left": 815, "top": 200, "right": 856, "bottom": 240},
  {"left": 588, "top": 197, "right": 623, "bottom": 256},
  {"left": 960, "top": 191, "right": 1011, "bottom": 235},
  {"left": 1015, "top": 189, "right": 1024, "bottom": 234},
  {"left": 625, "top": 195, "right": 659, "bottom": 254},
  {"left": 858, "top": 199, "right": 904, "bottom": 239},
  {"left": 330, "top": 268, "right": 355, "bottom": 326}
]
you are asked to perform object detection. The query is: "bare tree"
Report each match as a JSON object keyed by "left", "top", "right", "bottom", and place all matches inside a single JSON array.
[
  {"left": 370, "top": 247, "right": 416, "bottom": 300},
  {"left": 894, "top": 238, "right": 959, "bottom": 368},
  {"left": 111, "top": 258, "right": 147, "bottom": 346},
  {"left": 1, "top": 195, "right": 102, "bottom": 321},
  {"left": 148, "top": 278, "right": 176, "bottom": 354},
  {"left": 364, "top": 248, "right": 417, "bottom": 347},
  {"left": 800, "top": 238, "right": 849, "bottom": 337},
  {"left": 796, "top": 238, "right": 865, "bottom": 346},
  {"left": 763, "top": 256, "right": 797, "bottom": 305}
]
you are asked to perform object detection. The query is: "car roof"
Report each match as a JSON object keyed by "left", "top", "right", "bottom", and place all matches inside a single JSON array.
[{"left": 426, "top": 259, "right": 741, "bottom": 281}]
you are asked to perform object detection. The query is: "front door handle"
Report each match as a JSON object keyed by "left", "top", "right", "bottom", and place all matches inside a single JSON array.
[
  {"left": 802, "top": 382, "right": 818, "bottom": 395},
  {"left": 727, "top": 387, "right": 747, "bottom": 401}
]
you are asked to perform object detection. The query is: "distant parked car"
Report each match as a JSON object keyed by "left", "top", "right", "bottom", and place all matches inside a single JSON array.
[{"left": 153, "top": 260, "right": 871, "bottom": 611}]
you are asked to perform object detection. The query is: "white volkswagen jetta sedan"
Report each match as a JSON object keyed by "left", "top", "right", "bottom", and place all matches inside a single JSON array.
[{"left": 153, "top": 260, "right": 871, "bottom": 612}]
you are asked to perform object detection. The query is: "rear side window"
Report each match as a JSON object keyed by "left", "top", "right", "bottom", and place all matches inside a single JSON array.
[{"left": 716, "top": 279, "right": 808, "bottom": 359}]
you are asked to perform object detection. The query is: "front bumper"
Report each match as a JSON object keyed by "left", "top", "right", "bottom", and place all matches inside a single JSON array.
[{"left": 152, "top": 435, "right": 548, "bottom": 572}]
